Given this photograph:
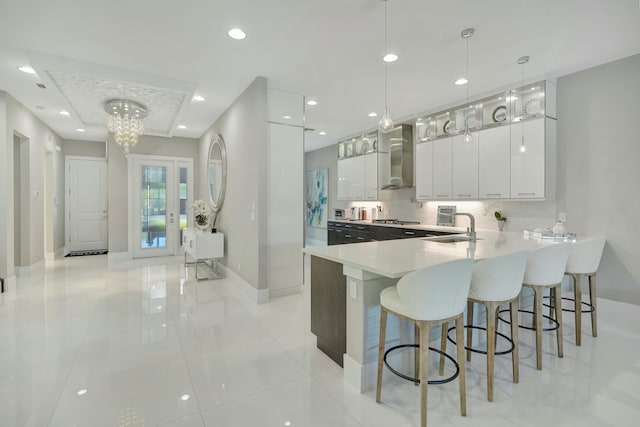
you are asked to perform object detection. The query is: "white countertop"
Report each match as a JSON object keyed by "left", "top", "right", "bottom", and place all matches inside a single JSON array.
[{"left": 303, "top": 230, "right": 556, "bottom": 279}]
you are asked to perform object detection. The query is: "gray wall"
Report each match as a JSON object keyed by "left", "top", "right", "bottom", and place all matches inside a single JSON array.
[
  {"left": 556, "top": 53, "right": 640, "bottom": 304},
  {"left": 0, "top": 91, "right": 65, "bottom": 278},
  {"left": 198, "top": 77, "right": 268, "bottom": 289},
  {"left": 107, "top": 134, "right": 199, "bottom": 253},
  {"left": 305, "top": 144, "right": 339, "bottom": 243},
  {"left": 63, "top": 139, "right": 106, "bottom": 158}
]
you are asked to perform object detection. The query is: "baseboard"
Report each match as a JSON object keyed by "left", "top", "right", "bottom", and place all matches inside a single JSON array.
[
  {"left": 1, "top": 275, "right": 16, "bottom": 293},
  {"left": 269, "top": 285, "right": 303, "bottom": 299},
  {"left": 108, "top": 251, "right": 131, "bottom": 262},
  {"left": 221, "top": 264, "right": 270, "bottom": 304},
  {"left": 15, "top": 259, "right": 45, "bottom": 276}
]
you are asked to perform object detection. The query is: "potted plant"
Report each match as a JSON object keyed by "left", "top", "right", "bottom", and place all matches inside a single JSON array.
[{"left": 494, "top": 211, "right": 507, "bottom": 231}]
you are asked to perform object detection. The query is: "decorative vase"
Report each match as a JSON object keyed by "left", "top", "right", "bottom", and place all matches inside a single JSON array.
[{"left": 497, "top": 219, "right": 506, "bottom": 231}]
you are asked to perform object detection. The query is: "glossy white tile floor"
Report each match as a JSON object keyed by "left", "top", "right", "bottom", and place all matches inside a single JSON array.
[{"left": 1, "top": 255, "right": 640, "bottom": 426}]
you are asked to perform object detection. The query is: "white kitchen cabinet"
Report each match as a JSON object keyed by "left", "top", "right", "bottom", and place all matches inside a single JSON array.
[
  {"left": 363, "top": 153, "right": 379, "bottom": 200},
  {"left": 415, "top": 141, "right": 433, "bottom": 200},
  {"left": 351, "top": 155, "right": 364, "bottom": 200},
  {"left": 452, "top": 134, "right": 478, "bottom": 199},
  {"left": 433, "top": 137, "right": 452, "bottom": 199},
  {"left": 510, "top": 118, "right": 548, "bottom": 199},
  {"left": 337, "top": 159, "right": 347, "bottom": 200},
  {"left": 478, "top": 125, "right": 511, "bottom": 199}
]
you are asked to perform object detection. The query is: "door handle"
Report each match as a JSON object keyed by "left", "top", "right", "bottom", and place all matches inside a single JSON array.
[
  {"left": 169, "top": 212, "right": 175, "bottom": 223},
  {"left": 103, "top": 210, "right": 108, "bottom": 218}
]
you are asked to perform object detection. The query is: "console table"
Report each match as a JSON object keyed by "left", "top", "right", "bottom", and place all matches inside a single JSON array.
[{"left": 183, "top": 228, "right": 224, "bottom": 280}]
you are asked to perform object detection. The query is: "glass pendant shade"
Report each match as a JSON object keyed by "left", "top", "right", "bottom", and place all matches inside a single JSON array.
[
  {"left": 463, "top": 125, "right": 473, "bottom": 143},
  {"left": 378, "top": 107, "right": 394, "bottom": 133}
]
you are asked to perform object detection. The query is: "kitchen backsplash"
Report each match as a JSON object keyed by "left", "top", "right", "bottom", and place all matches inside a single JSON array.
[{"left": 341, "top": 187, "right": 558, "bottom": 233}]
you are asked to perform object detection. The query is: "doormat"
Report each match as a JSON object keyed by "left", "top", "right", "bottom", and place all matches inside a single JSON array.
[{"left": 65, "top": 250, "right": 108, "bottom": 257}]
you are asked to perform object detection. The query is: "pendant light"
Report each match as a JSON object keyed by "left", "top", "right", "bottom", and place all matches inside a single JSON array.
[
  {"left": 461, "top": 28, "right": 474, "bottom": 143},
  {"left": 517, "top": 55, "right": 530, "bottom": 153},
  {"left": 378, "top": 0, "right": 395, "bottom": 133}
]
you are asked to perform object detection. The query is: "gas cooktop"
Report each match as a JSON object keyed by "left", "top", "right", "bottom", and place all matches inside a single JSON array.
[{"left": 372, "top": 219, "right": 421, "bottom": 225}]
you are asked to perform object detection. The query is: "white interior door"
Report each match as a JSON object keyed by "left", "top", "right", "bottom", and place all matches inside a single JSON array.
[
  {"left": 66, "top": 157, "right": 108, "bottom": 252},
  {"left": 131, "top": 156, "right": 193, "bottom": 258}
]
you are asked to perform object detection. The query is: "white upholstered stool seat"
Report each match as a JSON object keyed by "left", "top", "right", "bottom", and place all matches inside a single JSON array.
[
  {"left": 563, "top": 237, "right": 606, "bottom": 346},
  {"left": 376, "top": 258, "right": 474, "bottom": 427}
]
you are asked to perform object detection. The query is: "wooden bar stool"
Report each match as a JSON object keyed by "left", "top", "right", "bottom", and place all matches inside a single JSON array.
[
  {"left": 446, "top": 251, "right": 528, "bottom": 402},
  {"left": 519, "top": 243, "right": 571, "bottom": 370},
  {"left": 376, "top": 258, "right": 474, "bottom": 427},
  {"left": 562, "top": 237, "right": 606, "bottom": 346}
]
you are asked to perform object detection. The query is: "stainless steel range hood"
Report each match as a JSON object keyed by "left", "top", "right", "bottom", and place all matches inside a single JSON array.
[{"left": 379, "top": 124, "right": 413, "bottom": 189}]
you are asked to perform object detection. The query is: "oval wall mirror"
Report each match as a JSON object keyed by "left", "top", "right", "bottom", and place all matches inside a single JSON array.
[{"left": 207, "top": 134, "right": 227, "bottom": 219}]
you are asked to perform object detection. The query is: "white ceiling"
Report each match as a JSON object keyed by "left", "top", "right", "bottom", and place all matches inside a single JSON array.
[{"left": 1, "top": 0, "right": 639, "bottom": 152}]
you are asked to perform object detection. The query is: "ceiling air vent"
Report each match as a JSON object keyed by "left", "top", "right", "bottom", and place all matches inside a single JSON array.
[{"left": 36, "top": 83, "right": 46, "bottom": 89}]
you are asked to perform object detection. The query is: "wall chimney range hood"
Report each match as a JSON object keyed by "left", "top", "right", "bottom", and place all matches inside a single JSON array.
[{"left": 379, "top": 124, "right": 413, "bottom": 189}]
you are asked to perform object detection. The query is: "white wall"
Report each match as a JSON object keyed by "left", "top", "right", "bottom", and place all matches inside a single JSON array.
[
  {"left": 63, "top": 139, "right": 106, "bottom": 158},
  {"left": 556, "top": 53, "right": 640, "bottom": 304}
]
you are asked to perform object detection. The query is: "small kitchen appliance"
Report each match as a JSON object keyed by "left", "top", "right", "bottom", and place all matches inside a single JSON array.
[
  {"left": 334, "top": 208, "right": 345, "bottom": 220},
  {"left": 349, "top": 207, "right": 361, "bottom": 220}
]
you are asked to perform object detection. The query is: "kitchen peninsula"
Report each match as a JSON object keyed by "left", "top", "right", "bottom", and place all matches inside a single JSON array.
[{"left": 303, "top": 229, "right": 554, "bottom": 393}]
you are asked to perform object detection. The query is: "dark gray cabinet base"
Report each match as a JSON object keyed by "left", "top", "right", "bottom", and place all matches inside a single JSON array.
[{"left": 310, "top": 255, "right": 346, "bottom": 367}]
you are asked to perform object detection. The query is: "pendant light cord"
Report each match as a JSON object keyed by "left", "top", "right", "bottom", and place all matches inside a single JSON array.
[{"left": 384, "top": 0, "right": 388, "bottom": 109}]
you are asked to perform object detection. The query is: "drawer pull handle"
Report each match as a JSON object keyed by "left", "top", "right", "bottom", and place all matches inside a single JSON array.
[
  {"left": 357, "top": 226, "right": 365, "bottom": 230},
  {"left": 518, "top": 192, "right": 536, "bottom": 196},
  {"left": 457, "top": 194, "right": 471, "bottom": 197},
  {"left": 404, "top": 231, "right": 415, "bottom": 235},
  {"left": 486, "top": 193, "right": 501, "bottom": 197},
  {"left": 345, "top": 234, "right": 351, "bottom": 238},
  {"left": 357, "top": 237, "right": 365, "bottom": 240}
]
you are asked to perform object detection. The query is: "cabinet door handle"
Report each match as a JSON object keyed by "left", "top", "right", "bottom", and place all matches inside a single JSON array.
[
  {"left": 357, "top": 237, "right": 365, "bottom": 240},
  {"left": 457, "top": 194, "right": 471, "bottom": 198},
  {"left": 404, "top": 231, "right": 415, "bottom": 235},
  {"left": 486, "top": 193, "right": 501, "bottom": 197},
  {"left": 518, "top": 192, "right": 536, "bottom": 196},
  {"left": 436, "top": 194, "right": 449, "bottom": 198},
  {"left": 189, "top": 241, "right": 194, "bottom": 249},
  {"left": 357, "top": 226, "right": 365, "bottom": 230},
  {"left": 418, "top": 194, "right": 431, "bottom": 198},
  {"left": 345, "top": 234, "right": 351, "bottom": 238}
]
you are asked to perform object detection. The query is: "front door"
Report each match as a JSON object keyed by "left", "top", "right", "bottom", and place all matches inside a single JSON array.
[
  {"left": 131, "top": 156, "right": 192, "bottom": 258},
  {"left": 66, "top": 157, "right": 108, "bottom": 253}
]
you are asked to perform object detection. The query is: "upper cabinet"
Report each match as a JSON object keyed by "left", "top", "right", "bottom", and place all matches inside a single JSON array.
[
  {"left": 415, "top": 80, "right": 556, "bottom": 201},
  {"left": 337, "top": 131, "right": 383, "bottom": 201}
]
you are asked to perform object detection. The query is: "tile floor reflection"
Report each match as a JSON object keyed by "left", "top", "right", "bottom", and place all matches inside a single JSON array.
[{"left": 0, "top": 255, "right": 639, "bottom": 426}]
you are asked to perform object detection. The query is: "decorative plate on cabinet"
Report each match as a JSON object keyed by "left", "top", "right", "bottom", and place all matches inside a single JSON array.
[
  {"left": 443, "top": 120, "right": 451, "bottom": 135},
  {"left": 492, "top": 105, "right": 507, "bottom": 122},
  {"left": 524, "top": 97, "right": 541, "bottom": 115}
]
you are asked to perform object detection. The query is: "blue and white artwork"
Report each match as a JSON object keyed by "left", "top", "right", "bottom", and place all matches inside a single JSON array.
[{"left": 306, "top": 169, "right": 328, "bottom": 228}]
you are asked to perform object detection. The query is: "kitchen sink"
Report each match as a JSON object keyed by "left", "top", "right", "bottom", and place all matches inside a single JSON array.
[{"left": 423, "top": 235, "right": 480, "bottom": 243}]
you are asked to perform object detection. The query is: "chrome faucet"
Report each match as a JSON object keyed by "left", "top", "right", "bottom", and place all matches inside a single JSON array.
[{"left": 454, "top": 212, "right": 476, "bottom": 241}]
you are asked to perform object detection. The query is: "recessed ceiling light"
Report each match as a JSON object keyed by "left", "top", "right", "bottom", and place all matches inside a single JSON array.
[
  {"left": 77, "top": 389, "right": 88, "bottom": 396},
  {"left": 454, "top": 78, "right": 468, "bottom": 86},
  {"left": 283, "top": 115, "right": 292, "bottom": 119},
  {"left": 368, "top": 112, "right": 378, "bottom": 117},
  {"left": 176, "top": 124, "right": 187, "bottom": 130},
  {"left": 383, "top": 53, "right": 398, "bottom": 63},
  {"left": 35, "top": 105, "right": 45, "bottom": 110},
  {"left": 59, "top": 110, "right": 70, "bottom": 116},
  {"left": 76, "top": 128, "right": 86, "bottom": 132},
  {"left": 180, "top": 394, "right": 190, "bottom": 401},
  {"left": 192, "top": 95, "right": 206, "bottom": 102},
  {"left": 228, "top": 28, "right": 247, "bottom": 40},
  {"left": 307, "top": 100, "right": 318, "bottom": 106},
  {"left": 17, "top": 65, "right": 36, "bottom": 74},
  {"left": 319, "top": 131, "right": 327, "bottom": 136}
]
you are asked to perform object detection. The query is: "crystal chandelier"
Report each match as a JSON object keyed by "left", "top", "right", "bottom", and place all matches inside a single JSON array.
[{"left": 104, "top": 99, "right": 147, "bottom": 155}]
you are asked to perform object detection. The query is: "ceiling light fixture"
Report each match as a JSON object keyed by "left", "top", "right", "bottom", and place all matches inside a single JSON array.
[
  {"left": 319, "top": 131, "right": 327, "bottom": 136},
  {"left": 460, "top": 28, "right": 475, "bottom": 143},
  {"left": 383, "top": 53, "right": 398, "bottom": 63},
  {"left": 176, "top": 124, "right": 187, "bottom": 130},
  {"left": 517, "top": 55, "right": 530, "bottom": 153},
  {"left": 192, "top": 95, "right": 206, "bottom": 102},
  {"left": 76, "top": 128, "right": 86, "bottom": 132},
  {"left": 368, "top": 112, "right": 378, "bottom": 117},
  {"left": 59, "top": 110, "right": 70, "bottom": 116},
  {"left": 104, "top": 99, "right": 147, "bottom": 156},
  {"left": 17, "top": 65, "right": 36, "bottom": 74},
  {"left": 283, "top": 115, "right": 292, "bottom": 119},
  {"left": 378, "top": 0, "right": 394, "bottom": 133},
  {"left": 228, "top": 28, "right": 247, "bottom": 40},
  {"left": 454, "top": 78, "right": 468, "bottom": 86},
  {"left": 307, "top": 100, "right": 318, "bottom": 106}
]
